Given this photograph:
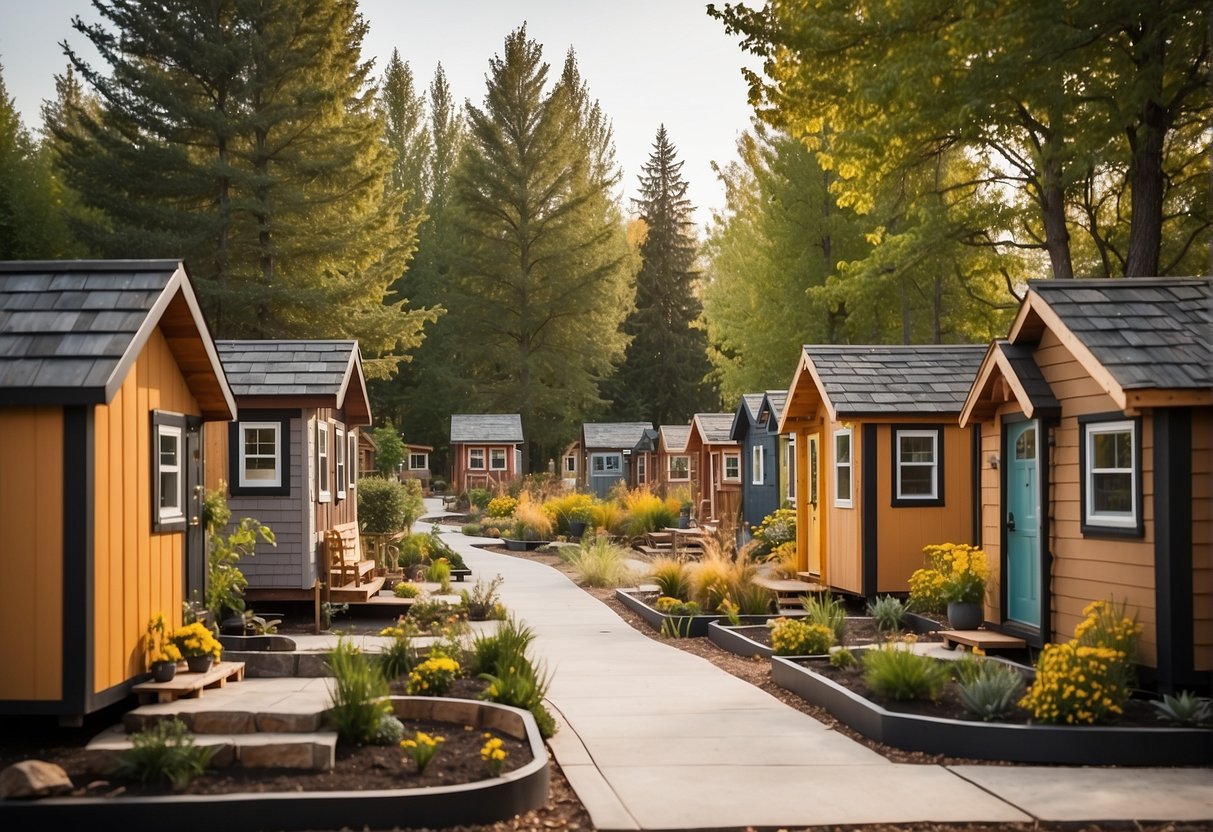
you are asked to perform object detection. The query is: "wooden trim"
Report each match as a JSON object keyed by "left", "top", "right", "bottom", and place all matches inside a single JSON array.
[
  {"left": 1012, "top": 292, "right": 1127, "bottom": 409},
  {"left": 1125, "top": 388, "right": 1212, "bottom": 412},
  {"left": 1154, "top": 408, "right": 1194, "bottom": 692},
  {"left": 888, "top": 424, "right": 946, "bottom": 508},
  {"left": 861, "top": 424, "right": 878, "bottom": 600},
  {"left": 63, "top": 406, "right": 91, "bottom": 718},
  {"left": 997, "top": 415, "right": 1046, "bottom": 649},
  {"left": 970, "top": 425, "right": 982, "bottom": 546},
  {"left": 1077, "top": 412, "right": 1145, "bottom": 539}
]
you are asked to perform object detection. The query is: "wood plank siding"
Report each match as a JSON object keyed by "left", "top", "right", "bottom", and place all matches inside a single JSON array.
[{"left": 0, "top": 407, "right": 64, "bottom": 701}]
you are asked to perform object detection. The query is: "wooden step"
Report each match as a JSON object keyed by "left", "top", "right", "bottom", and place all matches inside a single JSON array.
[
  {"left": 131, "top": 661, "right": 246, "bottom": 704},
  {"left": 939, "top": 629, "right": 1027, "bottom": 653}
]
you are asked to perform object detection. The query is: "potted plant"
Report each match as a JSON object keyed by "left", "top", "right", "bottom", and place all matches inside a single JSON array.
[
  {"left": 677, "top": 501, "right": 693, "bottom": 530},
  {"left": 172, "top": 621, "right": 224, "bottom": 673},
  {"left": 940, "top": 544, "right": 987, "bottom": 630},
  {"left": 145, "top": 612, "right": 182, "bottom": 682},
  {"left": 567, "top": 506, "right": 592, "bottom": 539},
  {"left": 203, "top": 483, "right": 275, "bottom": 635}
]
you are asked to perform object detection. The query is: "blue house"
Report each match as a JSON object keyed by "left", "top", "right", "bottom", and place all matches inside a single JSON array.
[{"left": 731, "top": 390, "right": 788, "bottom": 537}]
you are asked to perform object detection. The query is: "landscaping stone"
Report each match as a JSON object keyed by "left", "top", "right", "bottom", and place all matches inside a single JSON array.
[{"left": 0, "top": 760, "right": 73, "bottom": 799}]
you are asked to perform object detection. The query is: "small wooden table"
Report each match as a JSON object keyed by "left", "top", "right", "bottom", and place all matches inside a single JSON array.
[
  {"left": 939, "top": 630, "right": 1027, "bottom": 654},
  {"left": 131, "top": 661, "right": 246, "bottom": 704}
]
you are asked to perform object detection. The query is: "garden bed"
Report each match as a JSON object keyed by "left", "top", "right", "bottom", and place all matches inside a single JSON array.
[
  {"left": 771, "top": 654, "right": 1213, "bottom": 766},
  {"left": 708, "top": 616, "right": 937, "bottom": 659},
  {"left": 615, "top": 587, "right": 806, "bottom": 638}
]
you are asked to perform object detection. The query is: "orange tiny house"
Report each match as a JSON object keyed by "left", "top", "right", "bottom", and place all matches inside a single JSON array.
[
  {"left": 960, "top": 278, "right": 1211, "bottom": 690},
  {"left": 686, "top": 413, "right": 743, "bottom": 526},
  {"left": 778, "top": 345, "right": 986, "bottom": 598},
  {"left": 0, "top": 260, "right": 235, "bottom": 723},
  {"left": 204, "top": 340, "right": 373, "bottom": 602},
  {"left": 449, "top": 414, "right": 524, "bottom": 494}
]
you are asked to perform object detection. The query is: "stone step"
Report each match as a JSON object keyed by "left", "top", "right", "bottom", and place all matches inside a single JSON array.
[
  {"left": 86, "top": 724, "right": 337, "bottom": 772},
  {"left": 121, "top": 677, "right": 334, "bottom": 734}
]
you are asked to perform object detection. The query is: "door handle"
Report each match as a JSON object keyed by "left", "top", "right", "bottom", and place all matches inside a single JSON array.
[
  {"left": 1006, "top": 512, "right": 1015, "bottom": 531},
  {"left": 189, "top": 516, "right": 200, "bottom": 527}
]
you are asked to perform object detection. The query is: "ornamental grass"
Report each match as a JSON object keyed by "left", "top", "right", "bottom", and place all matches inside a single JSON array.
[
  {"left": 620, "top": 487, "right": 679, "bottom": 535},
  {"left": 542, "top": 492, "right": 596, "bottom": 535},
  {"left": 647, "top": 556, "right": 691, "bottom": 600},
  {"left": 565, "top": 535, "right": 638, "bottom": 588}
]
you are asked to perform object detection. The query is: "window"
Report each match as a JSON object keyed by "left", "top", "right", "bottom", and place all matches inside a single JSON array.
[
  {"left": 787, "top": 438, "right": 797, "bottom": 502},
  {"left": 1081, "top": 418, "right": 1140, "bottom": 534},
  {"left": 809, "top": 438, "right": 818, "bottom": 505},
  {"left": 409, "top": 452, "right": 429, "bottom": 470},
  {"left": 154, "top": 414, "right": 185, "bottom": 531},
  {"left": 591, "top": 453, "right": 622, "bottom": 476},
  {"left": 668, "top": 454, "right": 690, "bottom": 481},
  {"left": 348, "top": 432, "right": 357, "bottom": 489},
  {"left": 564, "top": 455, "right": 577, "bottom": 473},
  {"left": 636, "top": 453, "right": 646, "bottom": 483},
  {"left": 468, "top": 448, "right": 485, "bottom": 469},
  {"left": 316, "top": 420, "right": 330, "bottom": 502},
  {"left": 723, "top": 452, "right": 741, "bottom": 482},
  {"left": 335, "top": 427, "right": 346, "bottom": 500},
  {"left": 834, "top": 429, "right": 852, "bottom": 508},
  {"left": 891, "top": 428, "right": 944, "bottom": 505},
  {"left": 752, "top": 445, "right": 765, "bottom": 485},
  {"left": 489, "top": 448, "right": 508, "bottom": 470},
  {"left": 240, "top": 422, "right": 281, "bottom": 488}
]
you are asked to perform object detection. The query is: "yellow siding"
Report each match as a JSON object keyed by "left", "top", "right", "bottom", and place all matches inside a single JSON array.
[
  {"left": 824, "top": 418, "right": 862, "bottom": 595},
  {"left": 93, "top": 329, "right": 199, "bottom": 693},
  {"left": 204, "top": 420, "right": 229, "bottom": 491},
  {"left": 1192, "top": 408, "right": 1211, "bottom": 671},
  {"left": 0, "top": 408, "right": 64, "bottom": 700},
  {"left": 977, "top": 409, "right": 1015, "bottom": 622}
]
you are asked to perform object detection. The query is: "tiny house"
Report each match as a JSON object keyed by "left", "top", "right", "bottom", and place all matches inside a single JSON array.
[
  {"left": 578, "top": 422, "right": 657, "bottom": 498},
  {"left": 686, "top": 413, "right": 743, "bottom": 526},
  {"left": 656, "top": 424, "right": 692, "bottom": 499},
  {"left": 560, "top": 439, "right": 580, "bottom": 489},
  {"left": 403, "top": 443, "right": 434, "bottom": 491},
  {"left": 0, "top": 260, "right": 235, "bottom": 722},
  {"left": 960, "top": 278, "right": 1211, "bottom": 690},
  {"left": 779, "top": 345, "right": 985, "bottom": 597},
  {"left": 204, "top": 340, "right": 374, "bottom": 601},
  {"left": 731, "top": 391, "right": 788, "bottom": 534},
  {"left": 449, "top": 414, "right": 524, "bottom": 494}
]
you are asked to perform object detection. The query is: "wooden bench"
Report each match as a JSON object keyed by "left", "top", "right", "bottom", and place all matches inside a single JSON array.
[
  {"left": 940, "top": 629, "right": 1027, "bottom": 654},
  {"left": 326, "top": 526, "right": 375, "bottom": 588},
  {"left": 132, "top": 661, "right": 246, "bottom": 704}
]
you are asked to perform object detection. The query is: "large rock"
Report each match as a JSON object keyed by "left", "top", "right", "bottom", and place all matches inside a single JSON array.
[{"left": 0, "top": 759, "right": 74, "bottom": 799}]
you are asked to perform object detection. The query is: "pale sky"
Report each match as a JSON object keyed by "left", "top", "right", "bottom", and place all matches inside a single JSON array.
[{"left": 0, "top": 0, "right": 763, "bottom": 233}]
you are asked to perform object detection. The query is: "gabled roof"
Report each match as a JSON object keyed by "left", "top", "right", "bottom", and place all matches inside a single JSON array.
[
  {"left": 690, "top": 412, "right": 739, "bottom": 446},
  {"left": 0, "top": 259, "right": 235, "bottom": 419},
  {"left": 216, "top": 339, "right": 371, "bottom": 426},
  {"left": 659, "top": 424, "right": 691, "bottom": 453},
  {"left": 730, "top": 393, "right": 767, "bottom": 440},
  {"left": 450, "top": 413, "right": 523, "bottom": 444},
  {"left": 1008, "top": 278, "right": 1212, "bottom": 410},
  {"left": 959, "top": 341, "right": 1062, "bottom": 427},
  {"left": 759, "top": 390, "right": 788, "bottom": 435},
  {"left": 781, "top": 344, "right": 987, "bottom": 428},
  {"left": 582, "top": 421, "right": 654, "bottom": 450}
]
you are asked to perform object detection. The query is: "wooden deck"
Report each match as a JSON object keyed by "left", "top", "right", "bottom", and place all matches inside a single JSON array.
[
  {"left": 132, "top": 661, "right": 246, "bottom": 704},
  {"left": 939, "top": 629, "right": 1028, "bottom": 654},
  {"left": 753, "top": 575, "right": 826, "bottom": 611}
]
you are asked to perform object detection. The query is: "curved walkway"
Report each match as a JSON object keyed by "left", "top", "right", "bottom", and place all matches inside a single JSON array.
[{"left": 423, "top": 502, "right": 1211, "bottom": 831}]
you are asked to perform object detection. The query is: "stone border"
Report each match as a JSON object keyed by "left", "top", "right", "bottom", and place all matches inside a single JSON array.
[
  {"left": 771, "top": 655, "right": 1213, "bottom": 766},
  {"left": 0, "top": 698, "right": 550, "bottom": 831}
]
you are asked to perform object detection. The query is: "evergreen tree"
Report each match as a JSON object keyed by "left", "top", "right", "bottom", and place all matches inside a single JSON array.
[
  {"left": 52, "top": 0, "right": 432, "bottom": 376},
  {"left": 447, "top": 27, "right": 633, "bottom": 468},
  {"left": 378, "top": 50, "right": 430, "bottom": 233},
  {"left": 603, "top": 125, "right": 717, "bottom": 424}
]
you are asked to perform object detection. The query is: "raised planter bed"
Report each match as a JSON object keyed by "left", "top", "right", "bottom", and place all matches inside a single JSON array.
[
  {"left": 615, "top": 589, "right": 802, "bottom": 638},
  {"left": 771, "top": 655, "right": 1213, "bottom": 766},
  {"left": 502, "top": 538, "right": 549, "bottom": 552}
]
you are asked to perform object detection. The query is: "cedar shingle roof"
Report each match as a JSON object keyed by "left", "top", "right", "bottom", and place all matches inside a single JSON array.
[
  {"left": 582, "top": 421, "right": 654, "bottom": 449},
  {"left": 0, "top": 259, "right": 234, "bottom": 418},
  {"left": 805, "top": 344, "right": 987, "bottom": 416},
  {"left": 1027, "top": 278, "right": 1212, "bottom": 390},
  {"left": 450, "top": 414, "right": 523, "bottom": 444}
]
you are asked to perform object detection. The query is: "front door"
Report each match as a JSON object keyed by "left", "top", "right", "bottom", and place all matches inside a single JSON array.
[
  {"left": 1005, "top": 420, "right": 1041, "bottom": 627},
  {"left": 807, "top": 434, "right": 821, "bottom": 575},
  {"left": 185, "top": 418, "right": 206, "bottom": 606}
]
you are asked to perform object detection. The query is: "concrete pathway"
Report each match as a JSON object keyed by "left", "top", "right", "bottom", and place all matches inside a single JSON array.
[{"left": 420, "top": 501, "right": 1212, "bottom": 831}]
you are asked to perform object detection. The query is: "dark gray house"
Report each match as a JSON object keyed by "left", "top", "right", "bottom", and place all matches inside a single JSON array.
[
  {"left": 732, "top": 390, "right": 789, "bottom": 535},
  {"left": 579, "top": 421, "right": 657, "bottom": 498}
]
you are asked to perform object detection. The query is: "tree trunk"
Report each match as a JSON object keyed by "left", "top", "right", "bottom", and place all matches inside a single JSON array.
[
  {"left": 1124, "top": 23, "right": 1167, "bottom": 278},
  {"left": 1040, "top": 152, "right": 1074, "bottom": 280}
]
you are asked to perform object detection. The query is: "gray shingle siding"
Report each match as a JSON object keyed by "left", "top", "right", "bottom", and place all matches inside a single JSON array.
[{"left": 231, "top": 418, "right": 308, "bottom": 588}]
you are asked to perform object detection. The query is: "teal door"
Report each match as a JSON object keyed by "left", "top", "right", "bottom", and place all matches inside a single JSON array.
[{"left": 1005, "top": 421, "right": 1040, "bottom": 627}]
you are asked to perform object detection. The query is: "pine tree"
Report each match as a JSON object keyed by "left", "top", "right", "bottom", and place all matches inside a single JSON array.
[
  {"left": 52, "top": 0, "right": 432, "bottom": 376},
  {"left": 446, "top": 27, "right": 632, "bottom": 467},
  {"left": 378, "top": 50, "right": 430, "bottom": 233},
  {"left": 603, "top": 125, "right": 717, "bottom": 424}
]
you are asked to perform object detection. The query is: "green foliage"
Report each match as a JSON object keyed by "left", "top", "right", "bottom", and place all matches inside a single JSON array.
[
  {"left": 654, "top": 596, "right": 701, "bottom": 617},
  {"left": 829, "top": 648, "right": 857, "bottom": 669},
  {"left": 377, "top": 620, "right": 420, "bottom": 680},
  {"left": 357, "top": 476, "right": 410, "bottom": 534},
  {"left": 372, "top": 713, "right": 406, "bottom": 746},
  {"left": 461, "top": 575, "right": 507, "bottom": 621},
  {"left": 861, "top": 645, "right": 952, "bottom": 702},
  {"left": 730, "top": 581, "right": 776, "bottom": 616},
  {"left": 407, "top": 599, "right": 468, "bottom": 633},
  {"left": 115, "top": 717, "right": 216, "bottom": 791},
  {"left": 866, "top": 595, "right": 907, "bottom": 635},
  {"left": 467, "top": 488, "right": 491, "bottom": 510},
  {"left": 426, "top": 558, "right": 452, "bottom": 593},
  {"left": 1151, "top": 691, "right": 1213, "bottom": 727},
  {"left": 564, "top": 536, "right": 637, "bottom": 588},
  {"left": 477, "top": 617, "right": 557, "bottom": 739},
  {"left": 801, "top": 593, "right": 847, "bottom": 645},
  {"left": 425, "top": 524, "right": 467, "bottom": 569},
  {"left": 397, "top": 532, "right": 431, "bottom": 567},
  {"left": 767, "top": 618, "right": 833, "bottom": 656},
  {"left": 324, "top": 637, "right": 390, "bottom": 744},
  {"left": 647, "top": 556, "right": 691, "bottom": 601},
  {"left": 460, "top": 522, "right": 484, "bottom": 536},
  {"left": 471, "top": 615, "right": 536, "bottom": 676},
  {"left": 392, "top": 581, "right": 420, "bottom": 599},
  {"left": 954, "top": 659, "right": 1026, "bottom": 721},
  {"left": 203, "top": 483, "right": 275, "bottom": 624},
  {"left": 749, "top": 507, "right": 798, "bottom": 557},
  {"left": 371, "top": 426, "right": 406, "bottom": 474},
  {"left": 406, "top": 655, "right": 461, "bottom": 696}
]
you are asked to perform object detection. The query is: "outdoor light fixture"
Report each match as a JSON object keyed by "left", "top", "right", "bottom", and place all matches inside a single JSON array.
[{"left": 988, "top": 455, "right": 999, "bottom": 469}]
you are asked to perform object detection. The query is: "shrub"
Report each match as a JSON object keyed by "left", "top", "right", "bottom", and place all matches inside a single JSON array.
[
  {"left": 954, "top": 659, "right": 1026, "bottom": 720},
  {"left": 425, "top": 525, "right": 468, "bottom": 569},
  {"left": 867, "top": 595, "right": 907, "bottom": 634},
  {"left": 372, "top": 713, "right": 406, "bottom": 745},
  {"left": 590, "top": 499, "right": 628, "bottom": 536},
  {"left": 392, "top": 581, "right": 420, "bottom": 599},
  {"left": 426, "top": 557, "right": 452, "bottom": 593},
  {"left": 861, "top": 643, "right": 951, "bottom": 701},
  {"left": 542, "top": 492, "right": 596, "bottom": 535},
  {"left": 487, "top": 495, "right": 518, "bottom": 518},
  {"left": 907, "top": 543, "right": 988, "bottom": 613},
  {"left": 767, "top": 618, "right": 833, "bottom": 656},
  {"left": 115, "top": 717, "right": 216, "bottom": 791},
  {"left": 325, "top": 637, "right": 390, "bottom": 743},
  {"left": 407, "top": 598, "right": 468, "bottom": 633},
  {"left": 1019, "top": 598, "right": 1142, "bottom": 724},
  {"left": 654, "top": 596, "right": 701, "bottom": 616},
  {"left": 512, "top": 492, "right": 554, "bottom": 540},
  {"left": 1151, "top": 691, "right": 1212, "bottom": 727},
  {"left": 801, "top": 593, "right": 847, "bottom": 644},
  {"left": 371, "top": 425, "right": 405, "bottom": 473},
  {"left": 397, "top": 532, "right": 431, "bottom": 568},
  {"left": 750, "top": 507, "right": 796, "bottom": 556},
  {"left": 461, "top": 575, "right": 507, "bottom": 621},
  {"left": 406, "top": 655, "right": 461, "bottom": 696},
  {"left": 829, "top": 647, "right": 857, "bottom": 669},
  {"left": 565, "top": 536, "right": 637, "bottom": 588},
  {"left": 647, "top": 556, "right": 691, "bottom": 600},
  {"left": 399, "top": 478, "right": 425, "bottom": 531},
  {"left": 357, "top": 476, "right": 410, "bottom": 534},
  {"left": 466, "top": 488, "right": 491, "bottom": 510},
  {"left": 461, "top": 522, "right": 484, "bottom": 537}
]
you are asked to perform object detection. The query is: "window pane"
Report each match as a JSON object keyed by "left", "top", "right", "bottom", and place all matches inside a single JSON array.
[
  {"left": 837, "top": 467, "right": 851, "bottom": 499},
  {"left": 899, "top": 435, "right": 934, "bottom": 464},
  {"left": 1093, "top": 472, "right": 1132, "bottom": 513},
  {"left": 836, "top": 434, "right": 850, "bottom": 464},
  {"left": 1093, "top": 432, "right": 1121, "bottom": 469},
  {"left": 160, "top": 434, "right": 177, "bottom": 466},
  {"left": 160, "top": 471, "right": 179, "bottom": 509},
  {"left": 1015, "top": 429, "right": 1036, "bottom": 460},
  {"left": 900, "top": 465, "right": 934, "bottom": 496}
]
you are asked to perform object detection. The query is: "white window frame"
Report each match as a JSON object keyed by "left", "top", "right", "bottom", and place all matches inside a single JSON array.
[
  {"left": 723, "top": 451, "right": 741, "bottom": 482},
  {"left": 787, "top": 437, "right": 797, "bottom": 503},
  {"left": 591, "top": 452, "right": 622, "bottom": 477},
  {"left": 636, "top": 453, "right": 647, "bottom": 484},
  {"left": 564, "top": 455, "right": 577, "bottom": 474},
  {"left": 468, "top": 448, "right": 485, "bottom": 470},
  {"left": 752, "top": 445, "right": 765, "bottom": 486},
  {"left": 834, "top": 428, "right": 853, "bottom": 508},
  {"left": 238, "top": 421, "right": 282, "bottom": 489},
  {"left": 1084, "top": 420, "right": 1137, "bottom": 529},
  {"left": 409, "top": 452, "right": 429, "bottom": 471},
  {"left": 668, "top": 454, "right": 690, "bottom": 481},
  {"left": 316, "top": 420, "right": 330, "bottom": 503},
  {"left": 348, "top": 432, "right": 357, "bottom": 489},
  {"left": 489, "top": 447, "right": 508, "bottom": 471},
  {"left": 156, "top": 423, "right": 184, "bottom": 524},
  {"left": 335, "top": 427, "right": 346, "bottom": 500},
  {"left": 894, "top": 429, "right": 938, "bottom": 501}
]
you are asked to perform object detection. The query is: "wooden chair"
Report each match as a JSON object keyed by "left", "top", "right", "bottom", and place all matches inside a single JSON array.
[{"left": 326, "top": 528, "right": 375, "bottom": 588}]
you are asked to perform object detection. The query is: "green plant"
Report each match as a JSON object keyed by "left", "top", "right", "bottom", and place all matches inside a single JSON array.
[
  {"left": 371, "top": 424, "right": 405, "bottom": 473},
  {"left": 372, "top": 713, "right": 406, "bottom": 745},
  {"left": 659, "top": 616, "right": 696, "bottom": 639},
  {"left": 867, "top": 595, "right": 907, "bottom": 634},
  {"left": 393, "top": 581, "right": 421, "bottom": 599},
  {"left": 242, "top": 609, "right": 281, "bottom": 635},
  {"left": 955, "top": 659, "right": 1026, "bottom": 720},
  {"left": 647, "top": 556, "right": 691, "bottom": 600},
  {"left": 460, "top": 522, "right": 484, "bottom": 536},
  {"left": 767, "top": 617, "right": 833, "bottom": 656},
  {"left": 426, "top": 557, "right": 452, "bottom": 593},
  {"left": 801, "top": 592, "right": 847, "bottom": 644},
  {"left": 397, "top": 532, "right": 430, "bottom": 568},
  {"left": 750, "top": 507, "right": 796, "bottom": 556},
  {"left": 320, "top": 601, "right": 348, "bottom": 630},
  {"left": 377, "top": 620, "right": 420, "bottom": 679},
  {"left": 171, "top": 621, "right": 223, "bottom": 660},
  {"left": 461, "top": 575, "right": 506, "bottom": 621},
  {"left": 565, "top": 536, "right": 637, "bottom": 588},
  {"left": 407, "top": 598, "right": 468, "bottom": 632},
  {"left": 406, "top": 655, "right": 461, "bottom": 696},
  {"left": 654, "top": 596, "right": 701, "bottom": 616},
  {"left": 908, "top": 542, "right": 988, "bottom": 613},
  {"left": 401, "top": 730, "right": 445, "bottom": 773},
  {"left": 426, "top": 525, "right": 468, "bottom": 569},
  {"left": 861, "top": 643, "right": 952, "bottom": 701},
  {"left": 399, "top": 478, "right": 426, "bottom": 531},
  {"left": 324, "top": 637, "right": 390, "bottom": 744},
  {"left": 478, "top": 633, "right": 558, "bottom": 739},
  {"left": 115, "top": 717, "right": 217, "bottom": 791},
  {"left": 829, "top": 647, "right": 856, "bottom": 669},
  {"left": 729, "top": 581, "right": 774, "bottom": 615},
  {"left": 203, "top": 483, "right": 275, "bottom": 625},
  {"left": 1151, "top": 691, "right": 1213, "bottom": 727},
  {"left": 466, "top": 488, "right": 491, "bottom": 510},
  {"left": 471, "top": 615, "right": 536, "bottom": 676},
  {"left": 480, "top": 733, "right": 508, "bottom": 776},
  {"left": 358, "top": 476, "right": 409, "bottom": 534}
]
